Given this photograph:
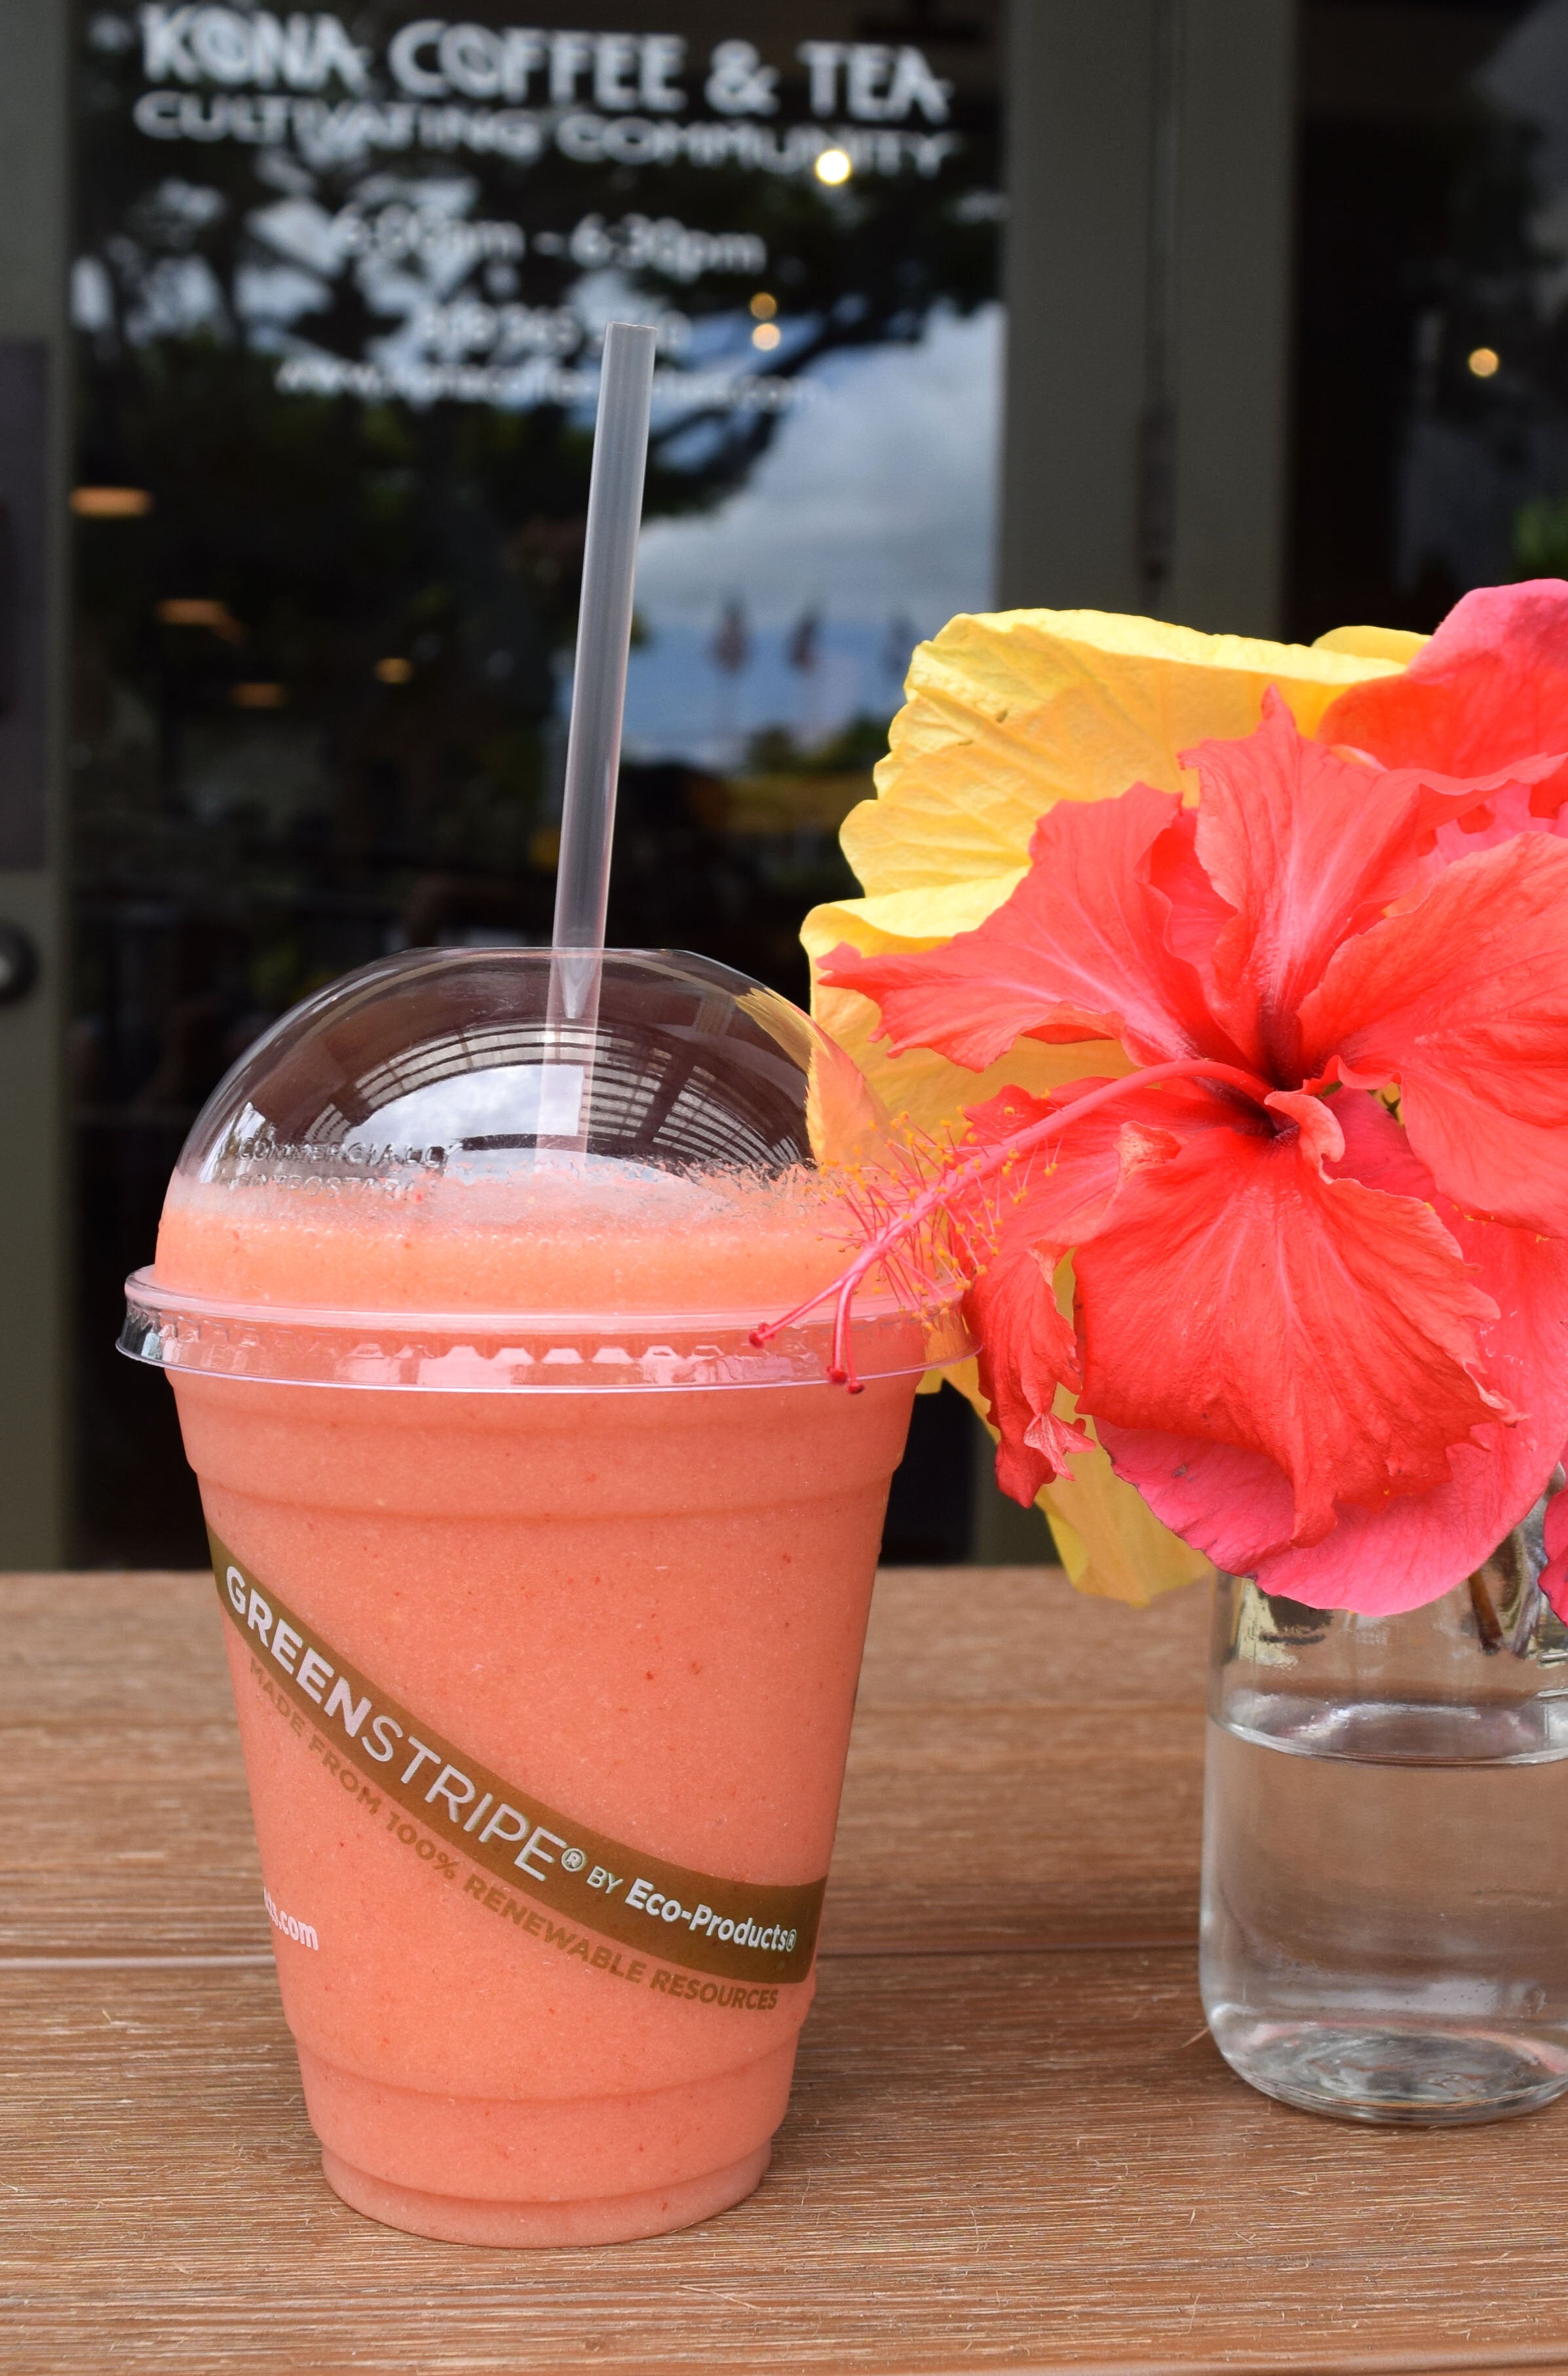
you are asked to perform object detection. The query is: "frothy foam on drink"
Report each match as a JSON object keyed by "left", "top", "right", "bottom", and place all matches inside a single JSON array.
[{"left": 155, "top": 1158, "right": 867, "bottom": 1320}]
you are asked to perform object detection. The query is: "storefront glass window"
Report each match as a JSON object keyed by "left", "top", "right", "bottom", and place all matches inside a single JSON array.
[
  {"left": 1293, "top": 0, "right": 1568, "bottom": 634},
  {"left": 70, "top": 1, "right": 1002, "bottom": 1560}
]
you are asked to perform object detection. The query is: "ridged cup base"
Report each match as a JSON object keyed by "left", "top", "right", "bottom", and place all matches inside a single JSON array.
[
  {"left": 295, "top": 2040, "right": 795, "bottom": 2245},
  {"left": 320, "top": 2141, "right": 771, "bottom": 2246}
]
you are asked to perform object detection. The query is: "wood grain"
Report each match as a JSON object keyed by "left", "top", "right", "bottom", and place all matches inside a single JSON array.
[
  {"left": 6, "top": 1568, "right": 1565, "bottom": 2376},
  {"left": 8, "top": 1957, "right": 1568, "bottom": 2376}
]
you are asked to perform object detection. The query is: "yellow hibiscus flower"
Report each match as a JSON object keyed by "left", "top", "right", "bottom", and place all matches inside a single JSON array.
[{"left": 802, "top": 607, "right": 1428, "bottom": 1606}]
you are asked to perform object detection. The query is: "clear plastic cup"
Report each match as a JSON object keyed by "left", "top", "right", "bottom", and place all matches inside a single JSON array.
[{"left": 121, "top": 948, "right": 966, "bottom": 2247}]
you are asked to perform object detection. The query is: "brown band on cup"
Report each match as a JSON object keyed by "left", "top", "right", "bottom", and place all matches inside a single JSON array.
[{"left": 209, "top": 1534, "right": 826, "bottom": 1985}]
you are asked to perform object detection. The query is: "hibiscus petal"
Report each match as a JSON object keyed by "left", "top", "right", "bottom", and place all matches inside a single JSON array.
[
  {"left": 808, "top": 612, "right": 1401, "bottom": 1141},
  {"left": 841, "top": 607, "right": 1402, "bottom": 900},
  {"left": 941, "top": 1351, "right": 1213, "bottom": 1605},
  {"left": 1316, "top": 579, "right": 1568, "bottom": 814},
  {"left": 821, "top": 783, "right": 1236, "bottom": 1071},
  {"left": 1037, "top": 1440, "right": 1215, "bottom": 1606},
  {"left": 1144, "top": 803, "right": 1235, "bottom": 967},
  {"left": 1253, "top": 1221, "right": 1568, "bottom": 1615},
  {"left": 957, "top": 1077, "right": 1229, "bottom": 1503},
  {"left": 1072, "top": 1106, "right": 1507, "bottom": 1546},
  {"left": 1264, "top": 1087, "right": 1345, "bottom": 1166},
  {"left": 1299, "top": 832, "right": 1568, "bottom": 1235},
  {"left": 1257, "top": 1098, "right": 1568, "bottom": 1612},
  {"left": 1185, "top": 689, "right": 1557, "bottom": 1078},
  {"left": 957, "top": 1085, "right": 1109, "bottom": 1502},
  {"left": 967, "top": 1245, "right": 1088, "bottom": 1504},
  {"left": 957, "top": 1073, "right": 1227, "bottom": 1245},
  {"left": 1432, "top": 775, "right": 1568, "bottom": 862},
  {"left": 1096, "top": 1423, "right": 1298, "bottom": 1570},
  {"left": 1104, "top": 1095, "right": 1568, "bottom": 1615},
  {"left": 1313, "top": 624, "right": 1430, "bottom": 664},
  {"left": 801, "top": 898, "right": 1133, "bottom": 1155}
]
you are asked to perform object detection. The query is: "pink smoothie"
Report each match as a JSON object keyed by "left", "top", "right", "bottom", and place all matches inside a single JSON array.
[{"left": 157, "top": 1162, "right": 916, "bottom": 2245}]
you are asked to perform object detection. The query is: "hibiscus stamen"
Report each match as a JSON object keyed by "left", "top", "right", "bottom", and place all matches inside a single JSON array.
[{"left": 753, "top": 1056, "right": 1272, "bottom": 1390}]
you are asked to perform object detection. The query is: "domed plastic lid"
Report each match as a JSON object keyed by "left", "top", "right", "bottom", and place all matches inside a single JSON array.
[{"left": 121, "top": 948, "right": 972, "bottom": 1392}]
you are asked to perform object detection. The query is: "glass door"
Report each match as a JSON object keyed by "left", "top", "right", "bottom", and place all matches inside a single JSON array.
[
  {"left": 1291, "top": 0, "right": 1564, "bottom": 638},
  {"left": 68, "top": 0, "right": 1003, "bottom": 1562}
]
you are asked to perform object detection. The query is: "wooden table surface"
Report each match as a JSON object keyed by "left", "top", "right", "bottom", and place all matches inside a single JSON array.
[{"left": 5, "top": 1566, "right": 1568, "bottom": 2376}]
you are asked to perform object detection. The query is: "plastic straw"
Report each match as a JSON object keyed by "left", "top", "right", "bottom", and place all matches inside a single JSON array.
[
  {"left": 543, "top": 320, "right": 656, "bottom": 1147},
  {"left": 551, "top": 320, "right": 657, "bottom": 976}
]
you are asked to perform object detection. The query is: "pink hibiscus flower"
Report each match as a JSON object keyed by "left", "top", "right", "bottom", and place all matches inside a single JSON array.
[{"left": 772, "top": 584, "right": 1568, "bottom": 1617}]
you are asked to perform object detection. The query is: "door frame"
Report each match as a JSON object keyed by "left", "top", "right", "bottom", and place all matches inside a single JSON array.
[{"left": 0, "top": 0, "right": 72, "bottom": 1565}]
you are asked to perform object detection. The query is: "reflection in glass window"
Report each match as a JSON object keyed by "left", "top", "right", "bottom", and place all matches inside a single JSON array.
[
  {"left": 70, "top": 3, "right": 1002, "bottom": 1561},
  {"left": 1294, "top": 0, "right": 1568, "bottom": 634}
]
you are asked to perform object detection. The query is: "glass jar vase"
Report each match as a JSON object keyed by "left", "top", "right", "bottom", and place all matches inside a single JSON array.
[{"left": 1201, "top": 1522, "right": 1568, "bottom": 2125}]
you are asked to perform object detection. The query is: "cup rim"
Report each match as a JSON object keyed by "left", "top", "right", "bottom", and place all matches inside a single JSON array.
[{"left": 120, "top": 1266, "right": 974, "bottom": 1393}]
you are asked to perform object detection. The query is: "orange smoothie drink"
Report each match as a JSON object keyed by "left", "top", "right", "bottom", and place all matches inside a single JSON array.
[{"left": 123, "top": 950, "right": 962, "bottom": 2248}]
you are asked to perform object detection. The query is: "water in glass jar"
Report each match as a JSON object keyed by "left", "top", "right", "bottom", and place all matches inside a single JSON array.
[{"left": 1202, "top": 1689, "right": 1568, "bottom": 2124}]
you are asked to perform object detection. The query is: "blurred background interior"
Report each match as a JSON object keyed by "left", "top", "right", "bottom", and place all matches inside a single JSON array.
[{"left": 0, "top": 0, "right": 1561, "bottom": 1566}]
